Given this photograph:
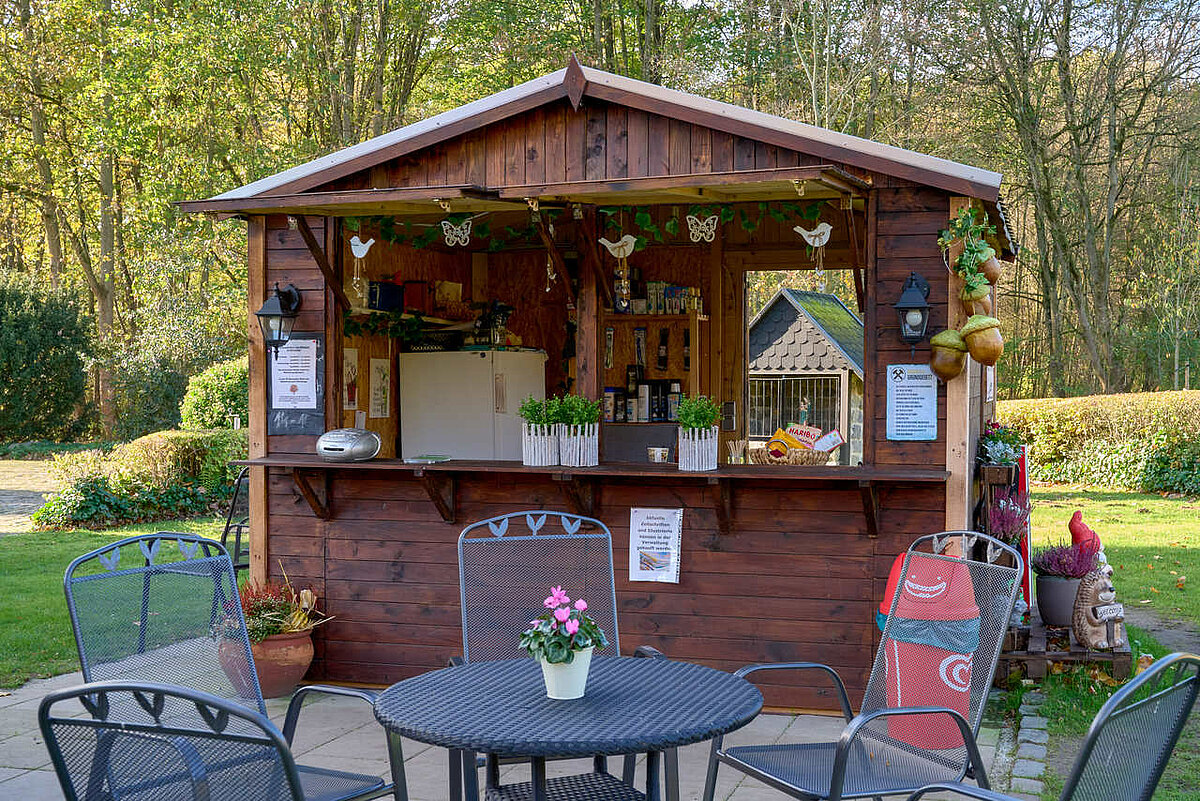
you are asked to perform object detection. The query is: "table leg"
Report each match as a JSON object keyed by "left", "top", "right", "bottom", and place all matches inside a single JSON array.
[
  {"left": 462, "top": 750, "right": 480, "bottom": 801},
  {"left": 531, "top": 757, "right": 547, "bottom": 801},
  {"left": 386, "top": 731, "right": 409, "bottom": 801},
  {"left": 645, "top": 751, "right": 661, "bottom": 801},
  {"left": 665, "top": 748, "right": 680, "bottom": 801},
  {"left": 486, "top": 754, "right": 500, "bottom": 789}
]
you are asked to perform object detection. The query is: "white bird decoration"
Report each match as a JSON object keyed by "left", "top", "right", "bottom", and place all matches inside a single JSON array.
[
  {"left": 349, "top": 236, "right": 375, "bottom": 258},
  {"left": 686, "top": 215, "right": 719, "bottom": 243},
  {"left": 599, "top": 234, "right": 638, "bottom": 260},
  {"left": 793, "top": 222, "right": 832, "bottom": 248}
]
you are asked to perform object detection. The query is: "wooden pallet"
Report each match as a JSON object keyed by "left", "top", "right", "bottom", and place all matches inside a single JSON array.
[{"left": 996, "top": 608, "right": 1132, "bottom": 681}]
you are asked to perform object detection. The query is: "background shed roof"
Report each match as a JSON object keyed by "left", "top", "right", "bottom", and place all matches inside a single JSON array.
[{"left": 748, "top": 289, "right": 864, "bottom": 375}]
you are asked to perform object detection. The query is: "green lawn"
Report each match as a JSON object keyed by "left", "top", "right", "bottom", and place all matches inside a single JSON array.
[
  {"left": 0, "top": 516, "right": 226, "bottom": 688},
  {"left": 1030, "top": 485, "right": 1200, "bottom": 627}
]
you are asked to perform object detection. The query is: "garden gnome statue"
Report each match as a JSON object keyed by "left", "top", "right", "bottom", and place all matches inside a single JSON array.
[{"left": 1069, "top": 510, "right": 1106, "bottom": 565}]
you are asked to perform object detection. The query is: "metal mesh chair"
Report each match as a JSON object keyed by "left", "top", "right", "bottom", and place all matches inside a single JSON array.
[
  {"left": 63, "top": 533, "right": 392, "bottom": 801},
  {"left": 40, "top": 681, "right": 392, "bottom": 801},
  {"left": 906, "top": 652, "right": 1200, "bottom": 801},
  {"left": 221, "top": 466, "right": 252, "bottom": 574},
  {"left": 454, "top": 511, "right": 677, "bottom": 801},
  {"left": 703, "top": 531, "right": 1022, "bottom": 801}
]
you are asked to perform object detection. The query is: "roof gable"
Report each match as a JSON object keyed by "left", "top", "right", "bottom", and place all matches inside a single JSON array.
[
  {"left": 749, "top": 289, "right": 864, "bottom": 375},
  {"left": 208, "top": 57, "right": 1002, "bottom": 203}
]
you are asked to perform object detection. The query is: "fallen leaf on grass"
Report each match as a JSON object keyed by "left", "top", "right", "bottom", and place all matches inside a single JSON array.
[
  {"left": 1136, "top": 655, "right": 1155, "bottom": 675},
  {"left": 1177, "top": 576, "right": 1187, "bottom": 590},
  {"left": 1140, "top": 599, "right": 1152, "bottom": 604},
  {"left": 1171, "top": 570, "right": 1179, "bottom": 575},
  {"left": 1151, "top": 587, "right": 1160, "bottom": 593},
  {"left": 1088, "top": 666, "right": 1119, "bottom": 687},
  {"left": 0, "top": 691, "right": 9, "bottom": 698}
]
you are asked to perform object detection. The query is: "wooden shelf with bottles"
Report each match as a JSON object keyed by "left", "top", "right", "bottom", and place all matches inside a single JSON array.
[{"left": 598, "top": 307, "right": 709, "bottom": 398}]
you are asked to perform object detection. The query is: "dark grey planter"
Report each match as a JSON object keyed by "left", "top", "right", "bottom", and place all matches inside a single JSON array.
[{"left": 1036, "top": 575, "right": 1081, "bottom": 627}]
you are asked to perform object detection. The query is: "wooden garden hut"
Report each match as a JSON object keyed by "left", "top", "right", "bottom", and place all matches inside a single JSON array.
[{"left": 183, "top": 56, "right": 1016, "bottom": 711}]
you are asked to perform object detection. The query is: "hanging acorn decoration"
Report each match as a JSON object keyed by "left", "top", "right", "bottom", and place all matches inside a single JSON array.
[
  {"left": 929, "top": 330, "right": 969, "bottom": 382},
  {"left": 960, "top": 315, "right": 1004, "bottom": 366}
]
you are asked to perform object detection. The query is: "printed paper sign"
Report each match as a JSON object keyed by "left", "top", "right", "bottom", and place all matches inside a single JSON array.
[
  {"left": 271, "top": 339, "right": 318, "bottom": 410},
  {"left": 886, "top": 364, "right": 937, "bottom": 441},
  {"left": 629, "top": 508, "right": 683, "bottom": 584}
]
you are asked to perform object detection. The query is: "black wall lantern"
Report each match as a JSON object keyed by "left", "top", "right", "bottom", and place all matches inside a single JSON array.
[
  {"left": 256, "top": 283, "right": 302, "bottom": 355},
  {"left": 893, "top": 272, "right": 931, "bottom": 346}
]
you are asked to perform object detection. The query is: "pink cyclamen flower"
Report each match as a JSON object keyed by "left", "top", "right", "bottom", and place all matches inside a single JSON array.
[
  {"left": 529, "top": 620, "right": 541, "bottom": 628},
  {"left": 544, "top": 595, "right": 558, "bottom": 609},
  {"left": 549, "top": 585, "right": 570, "bottom": 605},
  {"left": 553, "top": 607, "right": 571, "bottom": 623},
  {"left": 574, "top": 599, "right": 587, "bottom": 611},
  {"left": 565, "top": 618, "right": 580, "bottom": 635}
]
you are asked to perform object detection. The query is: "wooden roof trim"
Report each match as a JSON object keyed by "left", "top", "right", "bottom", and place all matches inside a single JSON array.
[
  {"left": 497, "top": 165, "right": 871, "bottom": 200},
  {"left": 178, "top": 185, "right": 500, "bottom": 215}
]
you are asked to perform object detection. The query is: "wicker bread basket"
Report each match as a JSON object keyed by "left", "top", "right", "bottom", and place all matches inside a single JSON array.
[{"left": 749, "top": 446, "right": 838, "bottom": 466}]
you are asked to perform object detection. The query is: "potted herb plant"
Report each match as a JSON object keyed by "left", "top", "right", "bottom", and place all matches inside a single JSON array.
[
  {"left": 519, "top": 396, "right": 559, "bottom": 466},
  {"left": 1032, "top": 541, "right": 1098, "bottom": 627},
  {"left": 219, "top": 570, "right": 332, "bottom": 698},
  {"left": 557, "top": 394, "right": 600, "bottom": 467},
  {"left": 520, "top": 585, "right": 608, "bottom": 699},
  {"left": 677, "top": 394, "right": 721, "bottom": 471}
]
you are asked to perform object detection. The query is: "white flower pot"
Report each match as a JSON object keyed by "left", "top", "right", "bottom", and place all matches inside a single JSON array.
[
  {"left": 559, "top": 423, "right": 599, "bottom": 467},
  {"left": 678, "top": 425, "right": 719, "bottom": 472},
  {"left": 537, "top": 646, "right": 594, "bottom": 700},
  {"left": 522, "top": 423, "right": 559, "bottom": 466}
]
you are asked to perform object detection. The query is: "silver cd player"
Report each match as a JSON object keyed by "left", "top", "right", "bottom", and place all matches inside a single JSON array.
[{"left": 316, "top": 428, "right": 382, "bottom": 462}]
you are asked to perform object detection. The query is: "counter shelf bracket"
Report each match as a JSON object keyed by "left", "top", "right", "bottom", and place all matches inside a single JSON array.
[
  {"left": 858, "top": 480, "right": 880, "bottom": 539},
  {"left": 552, "top": 474, "right": 596, "bottom": 517},
  {"left": 292, "top": 216, "right": 351, "bottom": 311},
  {"left": 707, "top": 477, "right": 734, "bottom": 540},
  {"left": 291, "top": 468, "right": 332, "bottom": 520},
  {"left": 414, "top": 468, "right": 457, "bottom": 523}
]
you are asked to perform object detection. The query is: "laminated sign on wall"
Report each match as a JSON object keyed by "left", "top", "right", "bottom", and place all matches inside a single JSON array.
[
  {"left": 629, "top": 508, "right": 683, "bottom": 583},
  {"left": 886, "top": 364, "right": 937, "bottom": 441}
]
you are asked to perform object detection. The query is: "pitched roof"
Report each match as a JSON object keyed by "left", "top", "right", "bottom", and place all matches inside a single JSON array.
[
  {"left": 748, "top": 289, "right": 864, "bottom": 375},
  {"left": 206, "top": 57, "right": 1003, "bottom": 203}
]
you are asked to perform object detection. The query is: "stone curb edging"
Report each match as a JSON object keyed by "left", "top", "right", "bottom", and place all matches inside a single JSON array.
[{"left": 1007, "top": 690, "right": 1048, "bottom": 799}]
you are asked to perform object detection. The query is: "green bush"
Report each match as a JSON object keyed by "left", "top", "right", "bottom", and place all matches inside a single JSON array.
[
  {"left": 108, "top": 353, "right": 189, "bottom": 440},
  {"left": 999, "top": 391, "right": 1200, "bottom": 494},
  {"left": 180, "top": 357, "right": 249, "bottom": 430},
  {"left": 0, "top": 276, "right": 90, "bottom": 442},
  {"left": 33, "top": 428, "right": 248, "bottom": 529},
  {"left": 0, "top": 440, "right": 112, "bottom": 460}
]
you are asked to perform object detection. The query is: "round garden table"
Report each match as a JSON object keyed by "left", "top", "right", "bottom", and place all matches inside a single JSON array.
[{"left": 374, "top": 656, "right": 763, "bottom": 801}]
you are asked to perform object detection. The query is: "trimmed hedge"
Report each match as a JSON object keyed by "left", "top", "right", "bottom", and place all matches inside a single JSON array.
[
  {"left": 32, "top": 429, "right": 248, "bottom": 529},
  {"left": 180, "top": 357, "right": 249, "bottom": 430},
  {"left": 998, "top": 391, "right": 1200, "bottom": 494}
]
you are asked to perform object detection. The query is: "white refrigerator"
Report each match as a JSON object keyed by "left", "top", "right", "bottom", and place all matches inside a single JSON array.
[{"left": 398, "top": 350, "right": 547, "bottom": 460}]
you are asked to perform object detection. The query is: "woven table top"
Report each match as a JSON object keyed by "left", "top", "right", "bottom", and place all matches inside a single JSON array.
[{"left": 374, "top": 657, "right": 763, "bottom": 758}]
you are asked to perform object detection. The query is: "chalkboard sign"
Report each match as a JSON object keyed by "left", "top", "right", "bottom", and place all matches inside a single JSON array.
[{"left": 267, "top": 333, "right": 326, "bottom": 436}]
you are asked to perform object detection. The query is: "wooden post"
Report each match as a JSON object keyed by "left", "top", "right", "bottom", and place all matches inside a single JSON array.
[
  {"left": 575, "top": 211, "right": 601, "bottom": 401},
  {"left": 946, "top": 197, "right": 972, "bottom": 530},
  {"left": 247, "top": 216, "right": 269, "bottom": 586},
  {"left": 862, "top": 192, "right": 877, "bottom": 465}
]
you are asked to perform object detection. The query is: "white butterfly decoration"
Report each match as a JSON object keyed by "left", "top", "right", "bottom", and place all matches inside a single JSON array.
[
  {"left": 441, "top": 219, "right": 472, "bottom": 247},
  {"left": 686, "top": 214, "right": 719, "bottom": 243},
  {"left": 793, "top": 222, "right": 832, "bottom": 248},
  {"left": 349, "top": 236, "right": 375, "bottom": 259},
  {"left": 599, "top": 234, "right": 638, "bottom": 260}
]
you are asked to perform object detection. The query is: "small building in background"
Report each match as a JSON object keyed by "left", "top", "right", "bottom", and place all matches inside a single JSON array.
[{"left": 748, "top": 288, "right": 864, "bottom": 464}]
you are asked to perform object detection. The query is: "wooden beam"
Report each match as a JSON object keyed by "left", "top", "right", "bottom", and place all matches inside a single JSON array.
[
  {"left": 177, "top": 185, "right": 501, "bottom": 215},
  {"left": 708, "top": 478, "right": 733, "bottom": 538},
  {"left": 554, "top": 475, "right": 596, "bottom": 516},
  {"left": 498, "top": 165, "right": 872, "bottom": 200},
  {"left": 415, "top": 469, "right": 457, "bottom": 523},
  {"left": 578, "top": 207, "right": 614, "bottom": 309},
  {"left": 294, "top": 216, "right": 352, "bottom": 311},
  {"left": 247, "top": 217, "right": 269, "bottom": 586},
  {"left": 858, "top": 480, "right": 880, "bottom": 538},
  {"left": 292, "top": 469, "right": 331, "bottom": 520},
  {"left": 533, "top": 217, "right": 574, "bottom": 306},
  {"left": 945, "top": 196, "right": 972, "bottom": 530}
]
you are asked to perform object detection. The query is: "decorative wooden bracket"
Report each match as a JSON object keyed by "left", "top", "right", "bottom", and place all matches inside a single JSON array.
[
  {"left": 708, "top": 477, "right": 733, "bottom": 538},
  {"left": 415, "top": 469, "right": 457, "bottom": 523},
  {"left": 553, "top": 474, "right": 596, "bottom": 517},
  {"left": 844, "top": 207, "right": 866, "bottom": 314},
  {"left": 565, "top": 55, "right": 588, "bottom": 110},
  {"left": 292, "top": 469, "right": 331, "bottom": 520},
  {"left": 293, "top": 216, "right": 351, "bottom": 311},
  {"left": 859, "top": 480, "right": 880, "bottom": 538},
  {"left": 579, "top": 208, "right": 615, "bottom": 309}
]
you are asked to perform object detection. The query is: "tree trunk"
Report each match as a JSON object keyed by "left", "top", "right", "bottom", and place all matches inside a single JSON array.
[{"left": 19, "top": 0, "right": 63, "bottom": 289}]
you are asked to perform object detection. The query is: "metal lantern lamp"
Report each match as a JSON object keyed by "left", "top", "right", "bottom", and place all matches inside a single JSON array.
[
  {"left": 256, "top": 283, "right": 302, "bottom": 355},
  {"left": 893, "top": 272, "right": 931, "bottom": 346}
]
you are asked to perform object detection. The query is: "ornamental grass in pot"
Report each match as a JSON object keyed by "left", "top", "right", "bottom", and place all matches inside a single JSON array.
[
  {"left": 220, "top": 569, "right": 332, "bottom": 698},
  {"left": 520, "top": 585, "right": 608, "bottom": 699},
  {"left": 677, "top": 394, "right": 721, "bottom": 471},
  {"left": 1032, "top": 541, "right": 1098, "bottom": 627},
  {"left": 557, "top": 394, "right": 600, "bottom": 467},
  {"left": 520, "top": 396, "right": 559, "bottom": 466}
]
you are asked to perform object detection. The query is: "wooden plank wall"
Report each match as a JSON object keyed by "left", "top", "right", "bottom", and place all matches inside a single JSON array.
[{"left": 266, "top": 468, "right": 946, "bottom": 710}]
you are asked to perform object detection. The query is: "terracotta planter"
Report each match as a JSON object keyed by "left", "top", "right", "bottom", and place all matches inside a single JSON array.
[
  {"left": 218, "top": 638, "right": 259, "bottom": 699},
  {"left": 1036, "top": 575, "right": 1080, "bottom": 628},
  {"left": 251, "top": 630, "right": 315, "bottom": 698}
]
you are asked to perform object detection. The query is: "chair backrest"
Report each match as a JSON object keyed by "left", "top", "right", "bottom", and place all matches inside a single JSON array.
[
  {"left": 861, "top": 531, "right": 1022, "bottom": 760},
  {"left": 222, "top": 466, "right": 252, "bottom": 573},
  {"left": 63, "top": 532, "right": 266, "bottom": 715},
  {"left": 458, "top": 511, "right": 620, "bottom": 662},
  {"left": 1062, "top": 652, "right": 1200, "bottom": 801},
  {"left": 40, "top": 681, "right": 304, "bottom": 801}
]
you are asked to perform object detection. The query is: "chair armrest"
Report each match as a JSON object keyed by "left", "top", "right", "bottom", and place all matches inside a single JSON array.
[
  {"left": 905, "top": 784, "right": 1017, "bottom": 801},
  {"left": 828, "top": 707, "right": 990, "bottom": 801},
  {"left": 632, "top": 645, "right": 667, "bottom": 659},
  {"left": 281, "top": 684, "right": 380, "bottom": 745},
  {"left": 733, "top": 663, "right": 853, "bottom": 722}
]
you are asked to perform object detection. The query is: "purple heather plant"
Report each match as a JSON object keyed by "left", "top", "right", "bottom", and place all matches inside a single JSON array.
[
  {"left": 1032, "top": 539, "right": 1099, "bottom": 579},
  {"left": 988, "top": 488, "right": 1031, "bottom": 546}
]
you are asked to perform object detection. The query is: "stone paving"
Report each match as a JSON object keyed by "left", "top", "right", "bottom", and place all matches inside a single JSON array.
[
  {"left": 0, "top": 461, "right": 55, "bottom": 536},
  {"left": 0, "top": 669, "right": 1004, "bottom": 801}
]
